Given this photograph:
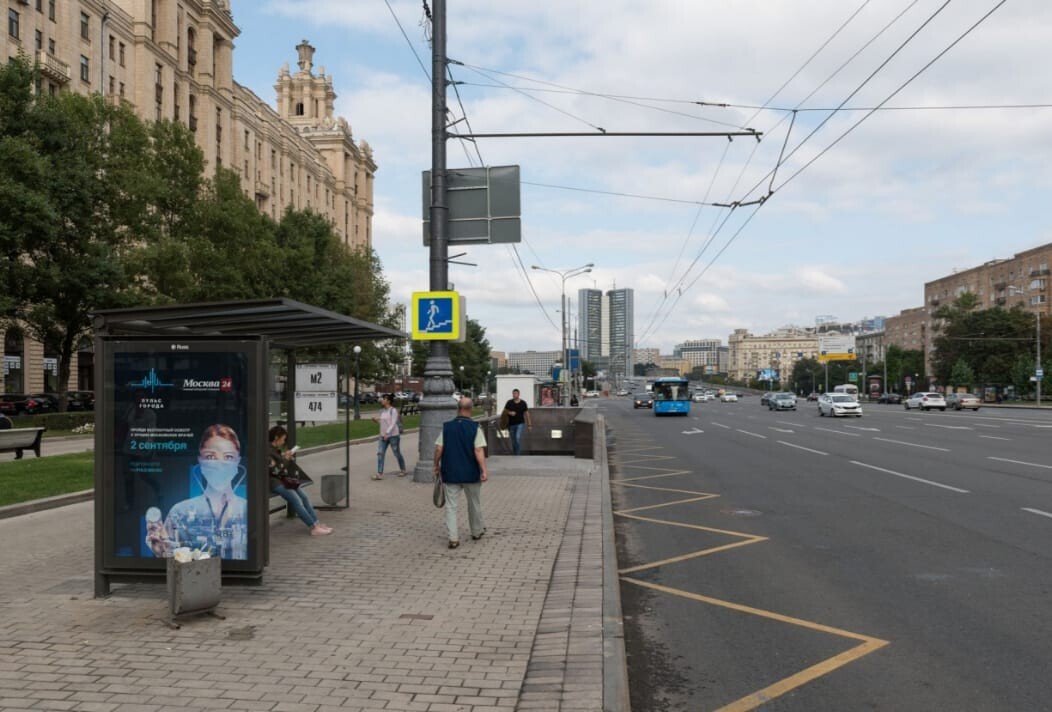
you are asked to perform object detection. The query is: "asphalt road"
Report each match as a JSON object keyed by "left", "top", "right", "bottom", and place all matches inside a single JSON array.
[{"left": 603, "top": 396, "right": 1052, "bottom": 711}]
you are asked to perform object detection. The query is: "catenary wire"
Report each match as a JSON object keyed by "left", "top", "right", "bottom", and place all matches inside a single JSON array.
[{"left": 384, "top": 0, "right": 431, "bottom": 82}]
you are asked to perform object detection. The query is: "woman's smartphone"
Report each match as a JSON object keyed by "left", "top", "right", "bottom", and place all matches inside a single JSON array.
[{"left": 289, "top": 445, "right": 300, "bottom": 454}]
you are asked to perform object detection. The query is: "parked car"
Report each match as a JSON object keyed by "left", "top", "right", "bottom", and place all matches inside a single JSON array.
[
  {"left": 818, "top": 393, "right": 862, "bottom": 417},
  {"left": 945, "top": 392, "right": 981, "bottom": 411},
  {"left": 67, "top": 390, "right": 95, "bottom": 411},
  {"left": 760, "top": 392, "right": 772, "bottom": 406},
  {"left": 632, "top": 393, "right": 653, "bottom": 409},
  {"left": 877, "top": 392, "right": 902, "bottom": 404},
  {"left": 0, "top": 398, "right": 16, "bottom": 416},
  {"left": 585, "top": 390, "right": 601, "bottom": 398},
  {"left": 806, "top": 392, "right": 820, "bottom": 402},
  {"left": 720, "top": 392, "right": 739, "bottom": 403},
  {"left": 358, "top": 392, "right": 378, "bottom": 404},
  {"left": 0, "top": 394, "right": 54, "bottom": 415},
  {"left": 768, "top": 393, "right": 797, "bottom": 411},
  {"left": 904, "top": 392, "right": 946, "bottom": 411},
  {"left": 31, "top": 393, "right": 60, "bottom": 411}
]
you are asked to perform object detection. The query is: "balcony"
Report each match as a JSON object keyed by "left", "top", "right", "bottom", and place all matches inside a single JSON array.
[
  {"left": 254, "top": 180, "right": 270, "bottom": 198},
  {"left": 995, "top": 296, "right": 1006, "bottom": 306},
  {"left": 993, "top": 280, "right": 1006, "bottom": 291},
  {"left": 36, "top": 49, "right": 70, "bottom": 84},
  {"left": 929, "top": 297, "right": 940, "bottom": 306},
  {"left": 1031, "top": 268, "right": 1050, "bottom": 277}
]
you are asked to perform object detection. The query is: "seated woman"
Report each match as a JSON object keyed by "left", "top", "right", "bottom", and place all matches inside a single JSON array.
[{"left": 268, "top": 425, "right": 331, "bottom": 536}]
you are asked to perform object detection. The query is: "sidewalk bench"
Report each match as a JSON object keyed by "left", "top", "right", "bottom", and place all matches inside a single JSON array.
[
  {"left": 0, "top": 427, "right": 46, "bottom": 459},
  {"left": 269, "top": 480, "right": 315, "bottom": 519}
]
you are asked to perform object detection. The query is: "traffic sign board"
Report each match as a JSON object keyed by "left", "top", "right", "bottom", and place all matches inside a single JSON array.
[{"left": 411, "top": 291, "right": 462, "bottom": 340}]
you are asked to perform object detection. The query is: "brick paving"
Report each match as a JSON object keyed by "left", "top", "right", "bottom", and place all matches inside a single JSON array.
[{"left": 0, "top": 432, "right": 618, "bottom": 711}]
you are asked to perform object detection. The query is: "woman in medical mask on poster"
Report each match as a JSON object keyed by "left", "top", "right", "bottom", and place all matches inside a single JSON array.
[{"left": 146, "top": 424, "right": 249, "bottom": 559}]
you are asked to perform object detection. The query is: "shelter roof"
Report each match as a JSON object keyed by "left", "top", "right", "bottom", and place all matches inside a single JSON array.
[{"left": 92, "top": 298, "right": 405, "bottom": 348}]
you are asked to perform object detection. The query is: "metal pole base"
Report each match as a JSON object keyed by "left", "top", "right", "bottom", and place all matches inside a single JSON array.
[{"left": 412, "top": 353, "right": 457, "bottom": 483}]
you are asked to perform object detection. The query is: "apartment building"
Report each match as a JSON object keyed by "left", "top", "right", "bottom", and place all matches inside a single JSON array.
[
  {"left": 924, "top": 244, "right": 1052, "bottom": 315},
  {"left": 633, "top": 347, "right": 660, "bottom": 368},
  {"left": 673, "top": 339, "right": 727, "bottom": 374},
  {"left": 507, "top": 350, "right": 561, "bottom": 376},
  {"left": 577, "top": 287, "right": 634, "bottom": 382},
  {"left": 2, "top": 1, "right": 376, "bottom": 393},
  {"left": 726, "top": 328, "right": 819, "bottom": 383}
]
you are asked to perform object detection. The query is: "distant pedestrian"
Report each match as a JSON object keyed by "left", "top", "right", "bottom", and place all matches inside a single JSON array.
[
  {"left": 433, "top": 397, "right": 488, "bottom": 549},
  {"left": 372, "top": 393, "right": 407, "bottom": 479},
  {"left": 502, "top": 388, "right": 532, "bottom": 455}
]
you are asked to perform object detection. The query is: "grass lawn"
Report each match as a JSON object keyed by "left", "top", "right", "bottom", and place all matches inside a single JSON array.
[{"left": 0, "top": 452, "right": 94, "bottom": 507}]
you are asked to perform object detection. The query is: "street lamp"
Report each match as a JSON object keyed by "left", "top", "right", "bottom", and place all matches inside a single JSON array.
[
  {"left": 531, "top": 262, "right": 594, "bottom": 406},
  {"left": 458, "top": 365, "right": 464, "bottom": 394},
  {"left": 352, "top": 345, "right": 362, "bottom": 420}
]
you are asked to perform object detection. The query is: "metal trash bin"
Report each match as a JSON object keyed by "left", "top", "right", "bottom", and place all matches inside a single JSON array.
[
  {"left": 321, "top": 474, "right": 347, "bottom": 505},
  {"left": 166, "top": 557, "right": 222, "bottom": 628}
]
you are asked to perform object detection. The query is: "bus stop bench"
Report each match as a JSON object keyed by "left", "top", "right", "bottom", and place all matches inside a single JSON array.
[
  {"left": 269, "top": 480, "right": 315, "bottom": 519},
  {"left": 0, "top": 427, "right": 46, "bottom": 459}
]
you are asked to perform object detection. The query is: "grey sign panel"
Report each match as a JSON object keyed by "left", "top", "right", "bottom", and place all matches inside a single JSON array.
[{"left": 422, "top": 165, "right": 521, "bottom": 245}]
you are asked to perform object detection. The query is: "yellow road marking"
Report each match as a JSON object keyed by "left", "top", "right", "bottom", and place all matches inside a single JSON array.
[{"left": 613, "top": 436, "right": 890, "bottom": 709}]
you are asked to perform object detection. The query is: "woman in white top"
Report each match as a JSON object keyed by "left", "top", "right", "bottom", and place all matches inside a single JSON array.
[{"left": 373, "top": 393, "right": 407, "bottom": 480}]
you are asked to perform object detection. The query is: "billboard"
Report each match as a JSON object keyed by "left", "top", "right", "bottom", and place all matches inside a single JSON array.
[
  {"left": 97, "top": 337, "right": 266, "bottom": 576},
  {"left": 818, "top": 334, "right": 857, "bottom": 363}
]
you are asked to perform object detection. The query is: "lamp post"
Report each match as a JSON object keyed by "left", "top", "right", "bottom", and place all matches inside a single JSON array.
[
  {"left": 531, "top": 263, "right": 594, "bottom": 406},
  {"left": 352, "top": 345, "right": 362, "bottom": 420},
  {"left": 458, "top": 365, "right": 464, "bottom": 395}
]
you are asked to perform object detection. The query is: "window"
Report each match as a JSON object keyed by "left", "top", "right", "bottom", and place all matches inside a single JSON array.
[
  {"left": 81, "top": 12, "right": 90, "bottom": 41},
  {"left": 108, "top": 76, "right": 115, "bottom": 95},
  {"left": 35, "top": 30, "right": 42, "bottom": 51},
  {"left": 295, "top": 102, "right": 304, "bottom": 116},
  {"left": 119, "top": 82, "right": 125, "bottom": 97},
  {"left": 36, "top": 0, "right": 42, "bottom": 11},
  {"left": 109, "top": 35, "right": 115, "bottom": 60},
  {"left": 1031, "top": 295, "right": 1047, "bottom": 306},
  {"left": 80, "top": 55, "right": 90, "bottom": 83},
  {"left": 150, "top": 0, "right": 158, "bottom": 41},
  {"left": 187, "top": 27, "right": 196, "bottom": 66},
  {"left": 1031, "top": 279, "right": 1046, "bottom": 291},
  {"left": 173, "top": 83, "right": 180, "bottom": 120},
  {"left": 119, "top": 42, "right": 125, "bottom": 67},
  {"left": 8, "top": 10, "right": 19, "bottom": 41},
  {"left": 244, "top": 130, "right": 249, "bottom": 150},
  {"left": 271, "top": 150, "right": 276, "bottom": 169},
  {"left": 48, "top": 38, "right": 54, "bottom": 54},
  {"left": 48, "top": 1, "right": 55, "bottom": 22}
]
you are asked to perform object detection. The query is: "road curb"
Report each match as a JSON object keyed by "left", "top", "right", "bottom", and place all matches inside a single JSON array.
[
  {"left": 0, "top": 489, "right": 94, "bottom": 520},
  {"left": 598, "top": 414, "right": 631, "bottom": 711}
]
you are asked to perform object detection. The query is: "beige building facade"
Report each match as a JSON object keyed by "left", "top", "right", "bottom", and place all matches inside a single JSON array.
[
  {"left": 924, "top": 244, "right": 1052, "bottom": 316},
  {"left": 726, "top": 328, "right": 819, "bottom": 383},
  {"left": 3, "top": 0, "right": 375, "bottom": 394}
]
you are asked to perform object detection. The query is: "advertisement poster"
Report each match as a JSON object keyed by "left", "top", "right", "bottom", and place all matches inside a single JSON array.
[
  {"left": 111, "top": 349, "right": 252, "bottom": 561},
  {"left": 818, "top": 334, "right": 857, "bottom": 363}
]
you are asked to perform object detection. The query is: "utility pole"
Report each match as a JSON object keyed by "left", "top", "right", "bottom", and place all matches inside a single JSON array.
[
  {"left": 1037, "top": 311, "right": 1042, "bottom": 407},
  {"left": 413, "top": 0, "right": 456, "bottom": 483}
]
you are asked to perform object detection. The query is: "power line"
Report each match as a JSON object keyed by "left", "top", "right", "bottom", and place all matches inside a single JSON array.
[
  {"left": 383, "top": 0, "right": 430, "bottom": 82},
  {"left": 521, "top": 180, "right": 725, "bottom": 207}
]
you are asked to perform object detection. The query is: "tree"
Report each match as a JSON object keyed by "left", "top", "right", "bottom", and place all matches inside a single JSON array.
[
  {"left": 410, "top": 318, "right": 492, "bottom": 393},
  {"left": 949, "top": 358, "right": 975, "bottom": 391},
  {"left": 1, "top": 58, "right": 171, "bottom": 408}
]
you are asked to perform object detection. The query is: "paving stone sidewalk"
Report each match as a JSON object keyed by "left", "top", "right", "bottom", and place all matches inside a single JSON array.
[{"left": 0, "top": 432, "right": 620, "bottom": 712}]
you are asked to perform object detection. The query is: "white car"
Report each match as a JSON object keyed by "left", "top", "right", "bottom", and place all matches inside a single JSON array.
[
  {"left": 720, "top": 393, "right": 738, "bottom": 403},
  {"left": 818, "top": 393, "right": 862, "bottom": 417},
  {"left": 904, "top": 392, "right": 946, "bottom": 411},
  {"left": 692, "top": 392, "right": 707, "bottom": 402}
]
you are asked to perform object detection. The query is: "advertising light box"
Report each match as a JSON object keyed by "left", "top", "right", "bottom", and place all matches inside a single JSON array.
[{"left": 97, "top": 337, "right": 267, "bottom": 577}]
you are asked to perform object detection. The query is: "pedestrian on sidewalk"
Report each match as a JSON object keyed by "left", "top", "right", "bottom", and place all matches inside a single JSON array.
[
  {"left": 372, "top": 393, "right": 407, "bottom": 479},
  {"left": 502, "top": 388, "right": 532, "bottom": 455},
  {"left": 433, "top": 397, "right": 488, "bottom": 549},
  {"left": 268, "top": 425, "right": 332, "bottom": 536}
]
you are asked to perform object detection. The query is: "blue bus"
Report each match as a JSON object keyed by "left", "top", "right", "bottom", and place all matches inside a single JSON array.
[{"left": 652, "top": 377, "right": 691, "bottom": 416}]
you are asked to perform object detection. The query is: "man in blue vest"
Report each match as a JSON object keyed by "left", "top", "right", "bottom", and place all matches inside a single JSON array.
[{"left": 433, "top": 397, "right": 488, "bottom": 549}]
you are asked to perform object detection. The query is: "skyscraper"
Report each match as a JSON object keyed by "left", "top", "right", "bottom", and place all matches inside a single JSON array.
[{"left": 577, "top": 287, "right": 634, "bottom": 385}]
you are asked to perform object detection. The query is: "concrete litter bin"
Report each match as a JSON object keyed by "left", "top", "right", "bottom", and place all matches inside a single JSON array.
[{"left": 166, "top": 556, "right": 223, "bottom": 628}]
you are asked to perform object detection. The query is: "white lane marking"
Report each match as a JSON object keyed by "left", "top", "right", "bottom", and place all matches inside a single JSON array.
[
  {"left": 1033, "top": 425, "right": 1052, "bottom": 429},
  {"left": 925, "top": 423, "right": 972, "bottom": 430},
  {"left": 872, "top": 437, "right": 950, "bottom": 452},
  {"left": 843, "top": 424, "right": 880, "bottom": 432},
  {"left": 778, "top": 441, "right": 828, "bottom": 456},
  {"left": 895, "top": 425, "right": 916, "bottom": 430},
  {"left": 974, "top": 424, "right": 1001, "bottom": 429},
  {"left": 736, "top": 429, "right": 767, "bottom": 439},
  {"left": 988, "top": 457, "right": 1052, "bottom": 470},
  {"left": 850, "top": 461, "right": 969, "bottom": 493},
  {"left": 769, "top": 427, "right": 795, "bottom": 433},
  {"left": 711, "top": 422, "right": 730, "bottom": 429},
  {"left": 777, "top": 420, "right": 803, "bottom": 428},
  {"left": 1023, "top": 508, "right": 1052, "bottom": 520},
  {"left": 815, "top": 427, "right": 861, "bottom": 437},
  {"left": 978, "top": 435, "right": 1011, "bottom": 441},
  {"left": 682, "top": 428, "right": 704, "bottom": 435}
]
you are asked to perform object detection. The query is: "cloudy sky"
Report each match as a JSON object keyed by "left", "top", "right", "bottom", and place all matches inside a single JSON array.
[{"left": 230, "top": 0, "right": 1052, "bottom": 354}]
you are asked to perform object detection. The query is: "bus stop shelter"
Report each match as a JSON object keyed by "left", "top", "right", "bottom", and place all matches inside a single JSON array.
[{"left": 91, "top": 298, "right": 405, "bottom": 596}]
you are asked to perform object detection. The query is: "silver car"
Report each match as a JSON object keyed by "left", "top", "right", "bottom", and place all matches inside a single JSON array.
[
  {"left": 818, "top": 393, "right": 862, "bottom": 417},
  {"left": 904, "top": 392, "right": 947, "bottom": 411},
  {"left": 768, "top": 393, "right": 797, "bottom": 411}
]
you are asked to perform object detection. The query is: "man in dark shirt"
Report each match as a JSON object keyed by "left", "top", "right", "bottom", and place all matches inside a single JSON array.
[{"left": 502, "top": 388, "right": 532, "bottom": 456}]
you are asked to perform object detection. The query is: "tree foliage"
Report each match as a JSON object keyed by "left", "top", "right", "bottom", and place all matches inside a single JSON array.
[{"left": 410, "top": 319, "right": 493, "bottom": 392}]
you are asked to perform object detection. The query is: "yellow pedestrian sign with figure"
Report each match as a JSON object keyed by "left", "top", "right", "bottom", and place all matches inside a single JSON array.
[{"left": 412, "top": 291, "right": 462, "bottom": 340}]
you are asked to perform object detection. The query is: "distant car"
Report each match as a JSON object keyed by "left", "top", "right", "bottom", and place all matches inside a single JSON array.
[
  {"left": 617, "top": 389, "right": 629, "bottom": 397},
  {"left": 904, "top": 392, "right": 946, "bottom": 411},
  {"left": 878, "top": 392, "right": 902, "bottom": 404},
  {"left": 0, "top": 394, "right": 53, "bottom": 415},
  {"left": 806, "top": 392, "right": 819, "bottom": 402},
  {"left": 585, "top": 390, "right": 601, "bottom": 398},
  {"left": 410, "top": 392, "right": 422, "bottom": 403},
  {"left": 720, "top": 393, "right": 738, "bottom": 403},
  {"left": 945, "top": 392, "right": 981, "bottom": 411},
  {"left": 692, "top": 392, "right": 708, "bottom": 402},
  {"left": 0, "top": 398, "right": 16, "bottom": 416},
  {"left": 68, "top": 390, "right": 95, "bottom": 411},
  {"left": 31, "top": 393, "right": 60, "bottom": 411},
  {"left": 359, "top": 392, "right": 378, "bottom": 404},
  {"left": 760, "top": 392, "right": 773, "bottom": 406},
  {"left": 633, "top": 393, "right": 653, "bottom": 409},
  {"left": 818, "top": 393, "right": 862, "bottom": 417},
  {"left": 768, "top": 393, "right": 797, "bottom": 411}
]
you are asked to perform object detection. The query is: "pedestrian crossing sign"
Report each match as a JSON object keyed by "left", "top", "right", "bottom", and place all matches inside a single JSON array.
[{"left": 411, "top": 291, "right": 462, "bottom": 340}]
